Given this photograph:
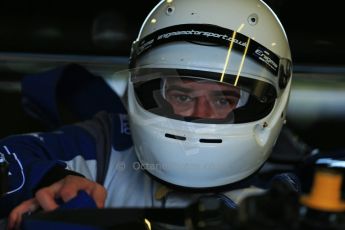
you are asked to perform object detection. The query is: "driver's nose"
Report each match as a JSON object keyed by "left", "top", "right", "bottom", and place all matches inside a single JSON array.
[{"left": 191, "top": 96, "right": 214, "bottom": 118}]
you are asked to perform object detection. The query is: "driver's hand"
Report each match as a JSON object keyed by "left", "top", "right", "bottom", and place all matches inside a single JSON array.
[{"left": 7, "top": 175, "right": 107, "bottom": 230}]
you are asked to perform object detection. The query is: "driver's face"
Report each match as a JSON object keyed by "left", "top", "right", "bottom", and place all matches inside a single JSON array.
[{"left": 164, "top": 78, "right": 240, "bottom": 119}]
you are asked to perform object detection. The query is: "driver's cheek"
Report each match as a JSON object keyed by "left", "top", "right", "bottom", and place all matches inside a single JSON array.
[
  {"left": 209, "top": 102, "right": 235, "bottom": 119},
  {"left": 172, "top": 101, "right": 195, "bottom": 117}
]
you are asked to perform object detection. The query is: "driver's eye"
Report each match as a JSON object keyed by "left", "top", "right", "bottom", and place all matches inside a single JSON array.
[
  {"left": 212, "top": 96, "right": 238, "bottom": 108},
  {"left": 216, "top": 98, "right": 230, "bottom": 106},
  {"left": 175, "top": 95, "right": 192, "bottom": 103}
]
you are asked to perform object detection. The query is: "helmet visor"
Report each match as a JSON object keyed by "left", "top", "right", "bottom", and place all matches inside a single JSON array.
[{"left": 131, "top": 68, "right": 276, "bottom": 124}]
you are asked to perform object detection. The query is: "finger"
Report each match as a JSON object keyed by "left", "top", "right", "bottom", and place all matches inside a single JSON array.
[
  {"left": 88, "top": 185, "right": 107, "bottom": 208},
  {"left": 7, "top": 199, "right": 39, "bottom": 230},
  {"left": 59, "top": 176, "right": 91, "bottom": 202},
  {"left": 35, "top": 176, "right": 84, "bottom": 209},
  {"left": 36, "top": 175, "right": 107, "bottom": 210},
  {"left": 34, "top": 180, "right": 64, "bottom": 211},
  {"left": 60, "top": 176, "right": 107, "bottom": 208}
]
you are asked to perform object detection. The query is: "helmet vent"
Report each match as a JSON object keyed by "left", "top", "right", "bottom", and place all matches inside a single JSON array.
[
  {"left": 248, "top": 13, "right": 259, "bottom": 26},
  {"left": 199, "top": 139, "right": 222, "bottom": 144},
  {"left": 165, "top": 133, "right": 186, "bottom": 141}
]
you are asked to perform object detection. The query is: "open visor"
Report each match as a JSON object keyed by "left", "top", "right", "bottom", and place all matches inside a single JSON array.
[{"left": 130, "top": 68, "right": 277, "bottom": 124}]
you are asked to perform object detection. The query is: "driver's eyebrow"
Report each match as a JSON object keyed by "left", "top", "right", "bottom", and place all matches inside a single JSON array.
[
  {"left": 166, "top": 85, "right": 241, "bottom": 98},
  {"left": 212, "top": 90, "right": 240, "bottom": 98},
  {"left": 166, "top": 85, "right": 192, "bottom": 93}
]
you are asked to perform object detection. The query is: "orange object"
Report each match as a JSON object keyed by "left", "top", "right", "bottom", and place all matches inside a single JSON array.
[{"left": 300, "top": 169, "right": 345, "bottom": 212}]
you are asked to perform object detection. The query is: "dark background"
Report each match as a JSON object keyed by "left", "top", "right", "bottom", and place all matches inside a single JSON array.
[
  {"left": 0, "top": 0, "right": 343, "bottom": 64},
  {"left": 0, "top": 0, "right": 344, "bottom": 151}
]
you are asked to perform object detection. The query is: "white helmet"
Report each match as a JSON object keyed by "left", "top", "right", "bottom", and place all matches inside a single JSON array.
[{"left": 127, "top": 0, "right": 292, "bottom": 188}]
